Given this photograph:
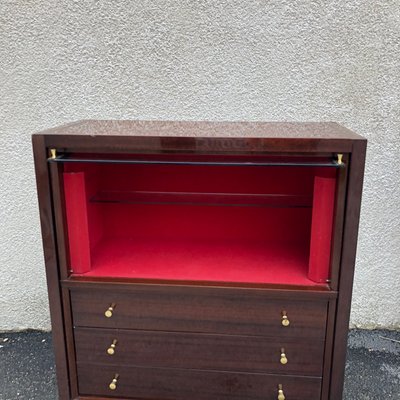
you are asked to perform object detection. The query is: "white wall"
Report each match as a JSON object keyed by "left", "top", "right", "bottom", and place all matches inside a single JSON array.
[{"left": 0, "top": 1, "right": 399, "bottom": 330}]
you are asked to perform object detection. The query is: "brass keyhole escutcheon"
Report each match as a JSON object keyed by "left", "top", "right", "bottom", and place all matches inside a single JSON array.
[
  {"left": 280, "top": 348, "right": 288, "bottom": 365},
  {"left": 278, "top": 384, "right": 285, "bottom": 400},
  {"left": 107, "top": 339, "right": 118, "bottom": 355},
  {"left": 105, "top": 303, "right": 116, "bottom": 318},
  {"left": 109, "top": 374, "right": 119, "bottom": 390},
  {"left": 281, "top": 310, "right": 290, "bottom": 327}
]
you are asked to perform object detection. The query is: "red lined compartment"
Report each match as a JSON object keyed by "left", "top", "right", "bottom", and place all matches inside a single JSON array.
[{"left": 63, "top": 159, "right": 337, "bottom": 286}]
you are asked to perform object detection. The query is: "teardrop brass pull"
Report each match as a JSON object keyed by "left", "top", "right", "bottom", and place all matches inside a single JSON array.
[
  {"left": 278, "top": 384, "right": 285, "bottom": 400},
  {"left": 280, "top": 348, "right": 288, "bottom": 365},
  {"left": 107, "top": 339, "right": 118, "bottom": 355},
  {"left": 105, "top": 303, "right": 116, "bottom": 318},
  {"left": 109, "top": 374, "right": 119, "bottom": 390},
  {"left": 281, "top": 311, "right": 290, "bottom": 327}
]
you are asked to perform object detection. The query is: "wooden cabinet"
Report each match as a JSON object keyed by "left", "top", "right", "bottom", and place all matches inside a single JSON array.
[{"left": 33, "top": 120, "right": 366, "bottom": 400}]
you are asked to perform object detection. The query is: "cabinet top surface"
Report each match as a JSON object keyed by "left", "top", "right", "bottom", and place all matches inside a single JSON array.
[{"left": 34, "top": 120, "right": 364, "bottom": 140}]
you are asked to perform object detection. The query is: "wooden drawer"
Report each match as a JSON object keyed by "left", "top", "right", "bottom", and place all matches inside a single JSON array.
[
  {"left": 70, "top": 284, "right": 329, "bottom": 339},
  {"left": 77, "top": 363, "right": 322, "bottom": 400},
  {"left": 74, "top": 327, "right": 324, "bottom": 376}
]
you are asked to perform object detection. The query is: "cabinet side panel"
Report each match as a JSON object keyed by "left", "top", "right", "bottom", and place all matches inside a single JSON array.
[
  {"left": 32, "top": 135, "right": 71, "bottom": 399},
  {"left": 321, "top": 299, "right": 337, "bottom": 399},
  {"left": 330, "top": 140, "right": 367, "bottom": 399}
]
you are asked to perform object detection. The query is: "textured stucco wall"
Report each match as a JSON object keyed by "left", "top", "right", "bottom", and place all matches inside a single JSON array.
[{"left": 0, "top": 1, "right": 399, "bottom": 330}]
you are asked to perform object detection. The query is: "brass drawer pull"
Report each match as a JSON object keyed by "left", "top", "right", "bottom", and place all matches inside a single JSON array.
[
  {"left": 107, "top": 339, "right": 118, "bottom": 355},
  {"left": 281, "top": 310, "right": 290, "bottom": 327},
  {"left": 278, "top": 384, "right": 285, "bottom": 400},
  {"left": 280, "top": 348, "right": 288, "bottom": 365},
  {"left": 109, "top": 373, "right": 119, "bottom": 390},
  {"left": 105, "top": 303, "right": 116, "bottom": 318}
]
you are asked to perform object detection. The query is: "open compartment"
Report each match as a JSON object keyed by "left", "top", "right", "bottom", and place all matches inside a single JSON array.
[{"left": 62, "top": 155, "right": 338, "bottom": 287}]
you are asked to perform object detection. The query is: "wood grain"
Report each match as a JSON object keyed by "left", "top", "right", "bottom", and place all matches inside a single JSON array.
[
  {"left": 329, "top": 139, "right": 367, "bottom": 399},
  {"left": 74, "top": 327, "right": 325, "bottom": 376},
  {"left": 70, "top": 285, "right": 329, "bottom": 339},
  {"left": 32, "top": 135, "right": 71, "bottom": 400},
  {"left": 77, "top": 363, "right": 322, "bottom": 400}
]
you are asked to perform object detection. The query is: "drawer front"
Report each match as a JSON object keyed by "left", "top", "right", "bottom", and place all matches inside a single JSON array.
[
  {"left": 77, "top": 363, "right": 322, "bottom": 400},
  {"left": 70, "top": 285, "right": 328, "bottom": 339},
  {"left": 75, "top": 327, "right": 324, "bottom": 376}
]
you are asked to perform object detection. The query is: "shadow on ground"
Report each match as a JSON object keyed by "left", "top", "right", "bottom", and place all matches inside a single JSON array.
[{"left": 0, "top": 329, "right": 399, "bottom": 399}]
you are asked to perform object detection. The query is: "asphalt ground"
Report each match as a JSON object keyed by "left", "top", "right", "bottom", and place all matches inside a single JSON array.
[{"left": 0, "top": 329, "right": 399, "bottom": 400}]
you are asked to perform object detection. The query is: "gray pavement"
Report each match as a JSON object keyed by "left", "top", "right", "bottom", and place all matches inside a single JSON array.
[{"left": 0, "top": 329, "right": 399, "bottom": 399}]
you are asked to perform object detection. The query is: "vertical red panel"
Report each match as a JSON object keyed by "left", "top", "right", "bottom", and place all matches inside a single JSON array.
[
  {"left": 63, "top": 172, "right": 91, "bottom": 274},
  {"left": 308, "top": 173, "right": 336, "bottom": 283}
]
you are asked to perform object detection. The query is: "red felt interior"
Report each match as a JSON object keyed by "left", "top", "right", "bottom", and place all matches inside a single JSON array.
[
  {"left": 308, "top": 173, "right": 337, "bottom": 282},
  {"left": 63, "top": 173, "right": 91, "bottom": 274},
  {"left": 63, "top": 159, "right": 337, "bottom": 286},
  {"left": 87, "top": 238, "right": 312, "bottom": 285}
]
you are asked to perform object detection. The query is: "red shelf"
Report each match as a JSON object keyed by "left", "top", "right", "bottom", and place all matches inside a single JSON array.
[
  {"left": 90, "top": 191, "right": 312, "bottom": 208},
  {"left": 74, "top": 237, "right": 327, "bottom": 287}
]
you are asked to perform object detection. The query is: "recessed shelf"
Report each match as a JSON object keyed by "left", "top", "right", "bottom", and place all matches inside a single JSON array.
[{"left": 90, "top": 191, "right": 313, "bottom": 208}]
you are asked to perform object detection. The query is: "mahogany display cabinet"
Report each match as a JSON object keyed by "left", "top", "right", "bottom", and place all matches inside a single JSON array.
[{"left": 32, "top": 120, "right": 367, "bottom": 400}]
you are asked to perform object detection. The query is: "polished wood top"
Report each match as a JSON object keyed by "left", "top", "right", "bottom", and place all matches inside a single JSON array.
[{"left": 33, "top": 120, "right": 363, "bottom": 140}]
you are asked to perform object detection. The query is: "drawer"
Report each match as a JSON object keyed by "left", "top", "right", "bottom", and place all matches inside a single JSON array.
[
  {"left": 77, "top": 363, "right": 322, "bottom": 400},
  {"left": 70, "top": 284, "right": 329, "bottom": 339},
  {"left": 75, "top": 327, "right": 324, "bottom": 376}
]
